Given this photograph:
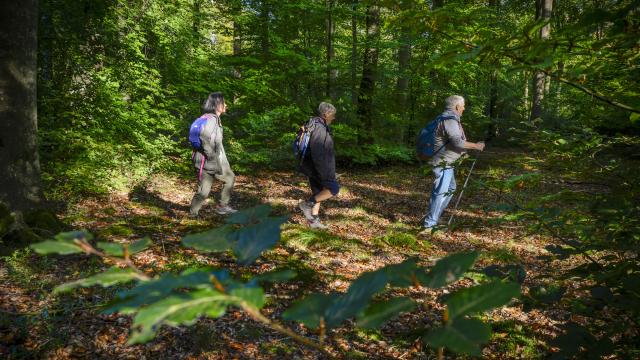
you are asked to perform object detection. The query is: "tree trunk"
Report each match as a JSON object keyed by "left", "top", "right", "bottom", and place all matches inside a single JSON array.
[
  {"left": 523, "top": 71, "right": 530, "bottom": 118},
  {"left": 357, "top": 4, "right": 380, "bottom": 140},
  {"left": 0, "top": 0, "right": 42, "bottom": 212},
  {"left": 232, "top": 2, "right": 242, "bottom": 103},
  {"left": 351, "top": 1, "right": 358, "bottom": 106},
  {"left": 396, "top": 3, "right": 411, "bottom": 113},
  {"left": 555, "top": 61, "right": 564, "bottom": 99},
  {"left": 487, "top": 69, "right": 499, "bottom": 137},
  {"left": 259, "top": 0, "right": 269, "bottom": 59},
  {"left": 192, "top": 0, "right": 202, "bottom": 38},
  {"left": 326, "top": 0, "right": 336, "bottom": 100},
  {"left": 530, "top": 0, "right": 552, "bottom": 121},
  {"left": 487, "top": 0, "right": 500, "bottom": 139}
]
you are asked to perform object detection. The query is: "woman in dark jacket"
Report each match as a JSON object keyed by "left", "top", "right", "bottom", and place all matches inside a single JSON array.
[
  {"left": 189, "top": 92, "right": 237, "bottom": 217},
  {"left": 298, "top": 102, "right": 340, "bottom": 229}
]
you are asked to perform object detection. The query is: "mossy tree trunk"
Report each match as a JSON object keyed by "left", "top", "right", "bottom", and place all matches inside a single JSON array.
[{"left": 0, "top": 0, "right": 43, "bottom": 212}]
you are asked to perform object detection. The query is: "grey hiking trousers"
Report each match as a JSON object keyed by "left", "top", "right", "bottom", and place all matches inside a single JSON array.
[{"left": 189, "top": 167, "right": 235, "bottom": 216}]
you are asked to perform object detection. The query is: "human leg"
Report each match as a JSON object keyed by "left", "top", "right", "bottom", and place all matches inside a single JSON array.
[
  {"left": 311, "top": 188, "right": 332, "bottom": 215},
  {"left": 299, "top": 177, "right": 323, "bottom": 220},
  {"left": 215, "top": 169, "right": 235, "bottom": 205},
  {"left": 189, "top": 172, "right": 215, "bottom": 216},
  {"left": 300, "top": 178, "right": 339, "bottom": 228},
  {"left": 214, "top": 169, "right": 236, "bottom": 214},
  {"left": 437, "top": 169, "right": 457, "bottom": 219},
  {"left": 423, "top": 167, "right": 455, "bottom": 228}
]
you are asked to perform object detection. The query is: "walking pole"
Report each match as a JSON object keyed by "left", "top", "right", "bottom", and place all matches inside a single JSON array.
[{"left": 447, "top": 157, "right": 477, "bottom": 228}]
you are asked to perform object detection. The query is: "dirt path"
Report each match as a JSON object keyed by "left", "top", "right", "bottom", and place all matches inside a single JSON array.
[{"left": 1, "top": 148, "right": 587, "bottom": 359}]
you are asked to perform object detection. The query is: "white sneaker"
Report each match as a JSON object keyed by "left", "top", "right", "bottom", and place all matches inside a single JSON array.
[
  {"left": 215, "top": 204, "right": 238, "bottom": 215},
  {"left": 298, "top": 200, "right": 315, "bottom": 220}
]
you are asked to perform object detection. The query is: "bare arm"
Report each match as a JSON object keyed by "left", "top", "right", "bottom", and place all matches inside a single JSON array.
[{"left": 463, "top": 141, "right": 485, "bottom": 151}]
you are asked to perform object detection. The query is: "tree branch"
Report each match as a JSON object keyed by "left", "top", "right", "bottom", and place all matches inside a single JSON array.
[
  {"left": 431, "top": 28, "right": 640, "bottom": 114},
  {"left": 241, "top": 303, "right": 335, "bottom": 359}
]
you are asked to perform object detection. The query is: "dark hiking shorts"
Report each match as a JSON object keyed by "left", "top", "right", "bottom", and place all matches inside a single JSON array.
[{"left": 309, "top": 177, "right": 340, "bottom": 196}]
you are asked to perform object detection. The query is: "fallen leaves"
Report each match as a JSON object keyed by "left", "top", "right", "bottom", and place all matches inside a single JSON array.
[{"left": 0, "top": 149, "right": 609, "bottom": 358}]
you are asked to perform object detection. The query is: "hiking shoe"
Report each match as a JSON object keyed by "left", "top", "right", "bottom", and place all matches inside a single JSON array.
[
  {"left": 187, "top": 212, "right": 200, "bottom": 219},
  {"left": 308, "top": 216, "right": 328, "bottom": 230},
  {"left": 298, "top": 200, "right": 315, "bottom": 220},
  {"left": 417, "top": 226, "right": 435, "bottom": 237},
  {"left": 215, "top": 204, "right": 238, "bottom": 215}
]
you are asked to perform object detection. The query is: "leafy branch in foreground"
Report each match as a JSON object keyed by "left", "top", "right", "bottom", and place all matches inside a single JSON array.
[{"left": 31, "top": 204, "right": 520, "bottom": 357}]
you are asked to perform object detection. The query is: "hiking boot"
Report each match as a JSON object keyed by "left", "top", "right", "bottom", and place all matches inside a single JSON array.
[
  {"left": 298, "top": 200, "right": 315, "bottom": 220},
  {"left": 308, "top": 216, "right": 328, "bottom": 230},
  {"left": 215, "top": 204, "right": 238, "bottom": 215},
  {"left": 417, "top": 226, "right": 435, "bottom": 237}
]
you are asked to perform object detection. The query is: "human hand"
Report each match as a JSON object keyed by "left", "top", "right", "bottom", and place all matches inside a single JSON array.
[{"left": 477, "top": 141, "right": 485, "bottom": 151}]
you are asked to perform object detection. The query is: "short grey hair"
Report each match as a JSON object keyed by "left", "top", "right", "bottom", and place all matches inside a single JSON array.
[
  {"left": 445, "top": 95, "right": 465, "bottom": 111},
  {"left": 318, "top": 102, "right": 336, "bottom": 117}
]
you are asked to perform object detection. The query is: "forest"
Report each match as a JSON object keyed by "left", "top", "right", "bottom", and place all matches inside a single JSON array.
[{"left": 1, "top": 0, "right": 639, "bottom": 358}]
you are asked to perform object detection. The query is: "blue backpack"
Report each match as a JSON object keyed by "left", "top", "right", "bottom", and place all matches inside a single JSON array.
[
  {"left": 416, "top": 114, "right": 456, "bottom": 159},
  {"left": 293, "top": 118, "right": 314, "bottom": 163},
  {"left": 293, "top": 124, "right": 311, "bottom": 162},
  {"left": 189, "top": 116, "right": 208, "bottom": 151}
]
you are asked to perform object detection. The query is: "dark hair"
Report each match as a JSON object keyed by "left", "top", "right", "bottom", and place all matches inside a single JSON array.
[{"left": 202, "top": 92, "right": 225, "bottom": 113}]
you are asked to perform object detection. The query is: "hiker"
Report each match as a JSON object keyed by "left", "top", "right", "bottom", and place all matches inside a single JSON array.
[
  {"left": 420, "top": 95, "right": 484, "bottom": 234},
  {"left": 297, "top": 102, "right": 339, "bottom": 229},
  {"left": 189, "top": 92, "right": 237, "bottom": 217}
]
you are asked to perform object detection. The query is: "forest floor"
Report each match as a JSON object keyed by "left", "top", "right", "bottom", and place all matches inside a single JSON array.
[{"left": 0, "top": 147, "right": 598, "bottom": 359}]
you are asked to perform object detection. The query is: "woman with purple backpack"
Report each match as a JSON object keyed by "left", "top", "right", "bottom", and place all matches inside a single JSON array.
[{"left": 188, "top": 92, "right": 237, "bottom": 217}]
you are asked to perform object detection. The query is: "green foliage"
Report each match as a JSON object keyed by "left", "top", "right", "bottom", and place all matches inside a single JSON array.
[
  {"left": 54, "top": 267, "right": 141, "bottom": 294},
  {"left": 356, "top": 297, "right": 417, "bottom": 329},
  {"left": 422, "top": 282, "right": 520, "bottom": 355},
  {"left": 417, "top": 251, "right": 479, "bottom": 288},
  {"left": 31, "top": 207, "right": 523, "bottom": 356},
  {"left": 445, "top": 281, "right": 520, "bottom": 319},
  {"left": 128, "top": 287, "right": 261, "bottom": 344},
  {"left": 282, "top": 251, "right": 517, "bottom": 348},
  {"left": 34, "top": 0, "right": 640, "bottom": 356},
  {"left": 424, "top": 318, "right": 491, "bottom": 356},
  {"left": 182, "top": 205, "right": 289, "bottom": 265},
  {"left": 30, "top": 230, "right": 92, "bottom": 255},
  {"left": 97, "top": 237, "right": 151, "bottom": 257}
]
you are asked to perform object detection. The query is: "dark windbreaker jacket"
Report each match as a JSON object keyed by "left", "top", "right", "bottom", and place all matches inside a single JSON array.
[{"left": 298, "top": 117, "right": 336, "bottom": 182}]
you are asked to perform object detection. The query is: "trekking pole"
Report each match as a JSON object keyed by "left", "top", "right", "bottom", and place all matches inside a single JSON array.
[{"left": 447, "top": 157, "right": 477, "bottom": 228}]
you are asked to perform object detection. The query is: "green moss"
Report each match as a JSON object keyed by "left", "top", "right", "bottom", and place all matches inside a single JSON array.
[
  {"left": 481, "top": 246, "right": 520, "bottom": 264},
  {"left": 3, "top": 248, "right": 54, "bottom": 289},
  {"left": 99, "top": 224, "right": 134, "bottom": 237},
  {"left": 491, "top": 320, "right": 546, "bottom": 358},
  {"left": 24, "top": 209, "right": 65, "bottom": 235},
  {"left": 163, "top": 253, "right": 210, "bottom": 273},
  {"left": 374, "top": 223, "right": 427, "bottom": 252},
  {"left": 353, "top": 328, "right": 384, "bottom": 342},
  {"left": 0, "top": 202, "right": 14, "bottom": 238},
  {"left": 129, "top": 215, "right": 163, "bottom": 227},
  {"left": 282, "top": 225, "right": 363, "bottom": 252}
]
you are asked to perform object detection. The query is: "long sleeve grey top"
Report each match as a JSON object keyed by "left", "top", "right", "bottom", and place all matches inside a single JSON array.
[
  {"left": 429, "top": 110, "right": 467, "bottom": 166},
  {"left": 193, "top": 114, "right": 230, "bottom": 174}
]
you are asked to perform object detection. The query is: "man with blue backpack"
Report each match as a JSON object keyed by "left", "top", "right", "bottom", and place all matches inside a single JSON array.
[
  {"left": 296, "top": 102, "right": 339, "bottom": 229},
  {"left": 416, "top": 95, "right": 485, "bottom": 235},
  {"left": 188, "top": 92, "right": 237, "bottom": 217}
]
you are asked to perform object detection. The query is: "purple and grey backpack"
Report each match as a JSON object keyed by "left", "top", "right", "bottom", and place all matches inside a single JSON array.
[{"left": 188, "top": 116, "right": 209, "bottom": 151}]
